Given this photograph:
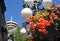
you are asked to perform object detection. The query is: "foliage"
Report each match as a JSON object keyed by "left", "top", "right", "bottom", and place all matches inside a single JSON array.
[
  {"left": 13, "top": 25, "right": 21, "bottom": 41},
  {"left": 20, "top": 36, "right": 30, "bottom": 41}
]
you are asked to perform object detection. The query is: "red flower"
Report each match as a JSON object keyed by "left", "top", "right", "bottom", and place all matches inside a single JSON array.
[
  {"left": 38, "top": 29, "right": 43, "bottom": 32},
  {"left": 45, "top": 20, "right": 51, "bottom": 26},
  {"left": 30, "top": 16, "right": 35, "bottom": 19},
  {"left": 50, "top": 13, "right": 56, "bottom": 18},
  {"left": 30, "top": 16, "right": 35, "bottom": 22},
  {"left": 37, "top": 22, "right": 46, "bottom": 29},
  {"left": 39, "top": 17, "right": 44, "bottom": 22},
  {"left": 29, "top": 22, "right": 34, "bottom": 25},
  {"left": 38, "top": 29, "right": 48, "bottom": 34},
  {"left": 29, "top": 22, "right": 36, "bottom": 28},
  {"left": 50, "top": 16, "right": 53, "bottom": 20},
  {"left": 49, "top": 19, "right": 54, "bottom": 24},
  {"left": 42, "top": 29, "right": 48, "bottom": 34}
]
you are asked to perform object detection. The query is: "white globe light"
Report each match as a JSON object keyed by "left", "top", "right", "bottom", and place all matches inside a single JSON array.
[
  {"left": 24, "top": 0, "right": 34, "bottom": 8},
  {"left": 21, "top": 8, "right": 33, "bottom": 20},
  {"left": 42, "top": 0, "right": 52, "bottom": 9},
  {"left": 20, "top": 28, "right": 27, "bottom": 34}
]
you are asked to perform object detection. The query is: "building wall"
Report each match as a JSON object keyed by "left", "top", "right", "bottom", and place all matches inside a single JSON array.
[
  {"left": 6, "top": 22, "right": 18, "bottom": 41},
  {"left": 0, "top": 0, "right": 8, "bottom": 41}
]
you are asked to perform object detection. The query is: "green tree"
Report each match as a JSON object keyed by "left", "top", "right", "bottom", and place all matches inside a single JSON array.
[
  {"left": 13, "top": 25, "right": 30, "bottom": 41},
  {"left": 20, "top": 36, "right": 30, "bottom": 41},
  {"left": 13, "top": 25, "right": 20, "bottom": 41}
]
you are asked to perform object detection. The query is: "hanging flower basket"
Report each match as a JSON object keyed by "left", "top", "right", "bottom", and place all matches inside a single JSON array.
[{"left": 28, "top": 4, "right": 60, "bottom": 41}]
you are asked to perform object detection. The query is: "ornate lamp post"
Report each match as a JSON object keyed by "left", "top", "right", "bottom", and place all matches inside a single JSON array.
[
  {"left": 21, "top": 0, "right": 43, "bottom": 41},
  {"left": 21, "top": 0, "right": 43, "bottom": 26},
  {"left": 20, "top": 0, "right": 60, "bottom": 41}
]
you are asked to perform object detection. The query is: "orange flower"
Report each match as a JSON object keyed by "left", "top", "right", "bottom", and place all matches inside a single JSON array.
[
  {"left": 37, "top": 22, "right": 46, "bottom": 29},
  {"left": 45, "top": 20, "right": 51, "bottom": 26},
  {"left": 38, "top": 29, "right": 43, "bottom": 32},
  {"left": 37, "top": 17, "right": 51, "bottom": 29},
  {"left": 39, "top": 17, "right": 44, "bottom": 22},
  {"left": 30, "top": 25, "right": 35, "bottom": 29},
  {"left": 29, "top": 22, "right": 36, "bottom": 28},
  {"left": 38, "top": 29, "right": 48, "bottom": 34},
  {"left": 30, "top": 16, "right": 35, "bottom": 19},
  {"left": 42, "top": 29, "right": 48, "bottom": 34},
  {"left": 50, "top": 13, "right": 56, "bottom": 18},
  {"left": 49, "top": 19, "right": 54, "bottom": 24},
  {"left": 38, "top": 17, "right": 51, "bottom": 28},
  {"left": 50, "top": 16, "right": 53, "bottom": 20},
  {"left": 30, "top": 16, "right": 35, "bottom": 20},
  {"left": 30, "top": 16, "right": 35, "bottom": 22},
  {"left": 29, "top": 22, "right": 34, "bottom": 25}
]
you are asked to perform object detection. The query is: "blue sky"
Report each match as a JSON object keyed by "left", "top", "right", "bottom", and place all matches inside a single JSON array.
[{"left": 4, "top": 0, "right": 60, "bottom": 27}]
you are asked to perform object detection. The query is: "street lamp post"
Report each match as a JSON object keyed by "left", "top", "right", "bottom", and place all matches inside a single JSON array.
[
  {"left": 21, "top": 0, "right": 43, "bottom": 33},
  {"left": 21, "top": 0, "right": 43, "bottom": 27}
]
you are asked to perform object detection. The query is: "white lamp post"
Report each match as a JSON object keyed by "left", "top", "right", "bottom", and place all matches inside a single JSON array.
[
  {"left": 42, "top": 0, "right": 52, "bottom": 9},
  {"left": 21, "top": 8, "right": 33, "bottom": 20}
]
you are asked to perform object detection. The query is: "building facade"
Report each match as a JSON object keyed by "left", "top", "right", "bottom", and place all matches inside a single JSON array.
[
  {"left": 0, "top": 0, "right": 8, "bottom": 41},
  {"left": 6, "top": 17, "right": 18, "bottom": 41}
]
